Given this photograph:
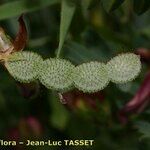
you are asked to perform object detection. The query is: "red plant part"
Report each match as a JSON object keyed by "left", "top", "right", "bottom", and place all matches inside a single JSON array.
[
  {"left": 7, "top": 116, "right": 43, "bottom": 150},
  {"left": 13, "top": 15, "right": 28, "bottom": 52},
  {"left": 0, "top": 15, "right": 27, "bottom": 62},
  {"left": 59, "top": 90, "right": 105, "bottom": 110},
  {"left": 7, "top": 116, "right": 43, "bottom": 139},
  {"left": 135, "top": 48, "right": 150, "bottom": 64},
  {"left": 119, "top": 71, "right": 150, "bottom": 124},
  {"left": 17, "top": 82, "right": 40, "bottom": 99}
]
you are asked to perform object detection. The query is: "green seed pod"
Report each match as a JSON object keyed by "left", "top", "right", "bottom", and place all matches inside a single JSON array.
[
  {"left": 106, "top": 53, "right": 141, "bottom": 83},
  {"left": 73, "top": 62, "right": 109, "bottom": 93},
  {"left": 5, "top": 51, "right": 43, "bottom": 83},
  {"left": 39, "top": 58, "right": 75, "bottom": 91}
]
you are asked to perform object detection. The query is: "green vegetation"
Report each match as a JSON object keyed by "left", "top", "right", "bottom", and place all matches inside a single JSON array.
[{"left": 0, "top": 0, "right": 150, "bottom": 149}]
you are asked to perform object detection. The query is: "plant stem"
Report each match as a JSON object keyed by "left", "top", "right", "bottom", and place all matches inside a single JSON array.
[{"left": 56, "top": 47, "right": 61, "bottom": 58}]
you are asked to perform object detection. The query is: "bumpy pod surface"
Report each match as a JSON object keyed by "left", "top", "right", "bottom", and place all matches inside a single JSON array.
[
  {"left": 5, "top": 51, "right": 43, "bottom": 83},
  {"left": 106, "top": 53, "right": 141, "bottom": 83},
  {"left": 73, "top": 62, "right": 109, "bottom": 93},
  {"left": 39, "top": 58, "right": 75, "bottom": 91}
]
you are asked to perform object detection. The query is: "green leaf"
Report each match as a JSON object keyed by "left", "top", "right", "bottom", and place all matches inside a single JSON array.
[
  {"left": 81, "top": 0, "right": 92, "bottom": 14},
  {"left": 101, "top": 0, "right": 125, "bottom": 12},
  {"left": 57, "top": 0, "right": 76, "bottom": 58},
  {"left": 140, "top": 26, "right": 150, "bottom": 38},
  {"left": 133, "top": 0, "right": 150, "bottom": 15},
  {"left": 5, "top": 51, "right": 43, "bottom": 83},
  {"left": 64, "top": 42, "right": 109, "bottom": 64},
  {"left": 136, "top": 121, "right": 150, "bottom": 139},
  {"left": 0, "top": 0, "right": 60, "bottom": 20},
  {"left": 49, "top": 91, "right": 69, "bottom": 130}
]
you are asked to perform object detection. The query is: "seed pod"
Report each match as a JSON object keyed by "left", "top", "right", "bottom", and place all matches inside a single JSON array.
[
  {"left": 39, "top": 58, "right": 75, "bottom": 91},
  {"left": 106, "top": 53, "right": 141, "bottom": 83},
  {"left": 73, "top": 62, "right": 109, "bottom": 93},
  {"left": 5, "top": 51, "right": 43, "bottom": 83}
]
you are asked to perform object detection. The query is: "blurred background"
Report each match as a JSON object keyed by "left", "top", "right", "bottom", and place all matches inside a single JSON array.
[{"left": 0, "top": 0, "right": 150, "bottom": 149}]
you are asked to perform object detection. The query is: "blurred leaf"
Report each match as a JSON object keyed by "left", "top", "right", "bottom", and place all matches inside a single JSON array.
[
  {"left": 117, "top": 82, "right": 133, "bottom": 93},
  {"left": 57, "top": 0, "right": 76, "bottom": 57},
  {"left": 133, "top": 0, "right": 150, "bottom": 15},
  {"left": 136, "top": 121, "right": 150, "bottom": 139},
  {"left": 0, "top": 0, "right": 60, "bottom": 20},
  {"left": 66, "top": 115, "right": 97, "bottom": 138},
  {"left": 101, "top": 0, "right": 125, "bottom": 12},
  {"left": 97, "top": 26, "right": 130, "bottom": 48},
  {"left": 140, "top": 26, "right": 150, "bottom": 38},
  {"left": 28, "top": 36, "right": 50, "bottom": 48},
  {"left": 64, "top": 41, "right": 109, "bottom": 64},
  {"left": 49, "top": 91, "right": 69, "bottom": 130},
  {"left": 0, "top": 92, "right": 6, "bottom": 111},
  {"left": 81, "top": 0, "right": 92, "bottom": 14}
]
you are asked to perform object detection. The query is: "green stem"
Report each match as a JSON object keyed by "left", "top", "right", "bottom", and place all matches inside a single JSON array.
[{"left": 56, "top": 47, "right": 62, "bottom": 58}]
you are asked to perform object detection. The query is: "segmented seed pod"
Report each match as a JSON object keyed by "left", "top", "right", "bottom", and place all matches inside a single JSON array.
[
  {"left": 106, "top": 53, "right": 141, "bottom": 83},
  {"left": 73, "top": 62, "right": 109, "bottom": 93},
  {"left": 5, "top": 51, "right": 43, "bottom": 83},
  {"left": 39, "top": 58, "right": 75, "bottom": 91}
]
